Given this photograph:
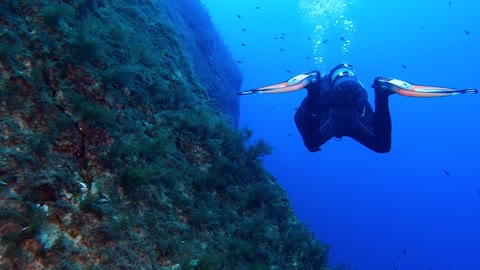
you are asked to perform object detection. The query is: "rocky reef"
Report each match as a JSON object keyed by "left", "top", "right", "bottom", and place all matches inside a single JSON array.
[{"left": 0, "top": 0, "right": 329, "bottom": 269}]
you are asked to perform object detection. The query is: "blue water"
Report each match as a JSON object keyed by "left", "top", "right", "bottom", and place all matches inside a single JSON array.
[{"left": 201, "top": 0, "right": 480, "bottom": 269}]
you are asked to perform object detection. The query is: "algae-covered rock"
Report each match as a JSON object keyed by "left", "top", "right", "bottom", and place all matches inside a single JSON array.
[{"left": 0, "top": 0, "right": 329, "bottom": 269}]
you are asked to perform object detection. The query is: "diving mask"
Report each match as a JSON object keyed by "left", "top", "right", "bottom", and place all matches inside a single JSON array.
[{"left": 330, "top": 64, "right": 356, "bottom": 86}]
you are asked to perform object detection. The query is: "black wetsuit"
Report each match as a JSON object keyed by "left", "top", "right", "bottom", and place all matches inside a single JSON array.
[{"left": 294, "top": 71, "right": 392, "bottom": 153}]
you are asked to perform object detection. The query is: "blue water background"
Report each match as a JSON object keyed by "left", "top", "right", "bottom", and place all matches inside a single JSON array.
[{"left": 201, "top": 0, "right": 480, "bottom": 269}]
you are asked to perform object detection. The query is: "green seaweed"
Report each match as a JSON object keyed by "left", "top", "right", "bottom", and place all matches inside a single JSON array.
[
  {"left": 77, "top": 39, "right": 104, "bottom": 63},
  {"left": 0, "top": 204, "right": 46, "bottom": 263},
  {"left": 79, "top": 191, "right": 102, "bottom": 214},
  {"left": 103, "top": 66, "right": 141, "bottom": 87},
  {"left": 245, "top": 138, "right": 273, "bottom": 165},
  {"left": 110, "top": 128, "right": 174, "bottom": 162},
  {"left": 0, "top": 42, "right": 19, "bottom": 62},
  {"left": 196, "top": 248, "right": 222, "bottom": 270},
  {"left": 0, "top": 0, "right": 331, "bottom": 268},
  {"left": 105, "top": 20, "right": 129, "bottom": 42},
  {"left": 73, "top": 19, "right": 109, "bottom": 64},
  {"left": 72, "top": 93, "right": 116, "bottom": 127},
  {"left": 120, "top": 164, "right": 159, "bottom": 190},
  {"left": 40, "top": 3, "right": 76, "bottom": 27}
]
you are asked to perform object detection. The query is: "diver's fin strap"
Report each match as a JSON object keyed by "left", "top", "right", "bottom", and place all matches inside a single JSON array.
[{"left": 374, "top": 77, "right": 478, "bottom": 97}]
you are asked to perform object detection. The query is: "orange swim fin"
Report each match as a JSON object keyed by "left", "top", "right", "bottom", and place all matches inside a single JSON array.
[
  {"left": 238, "top": 72, "right": 318, "bottom": 95},
  {"left": 372, "top": 77, "right": 478, "bottom": 97}
]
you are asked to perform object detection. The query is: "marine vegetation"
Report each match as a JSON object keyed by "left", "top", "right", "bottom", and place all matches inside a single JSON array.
[{"left": 0, "top": 0, "right": 329, "bottom": 269}]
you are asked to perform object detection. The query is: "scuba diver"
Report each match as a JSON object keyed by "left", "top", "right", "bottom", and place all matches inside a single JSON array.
[{"left": 238, "top": 64, "right": 478, "bottom": 153}]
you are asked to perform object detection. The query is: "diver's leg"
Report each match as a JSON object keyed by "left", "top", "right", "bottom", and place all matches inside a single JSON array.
[
  {"left": 315, "top": 107, "right": 335, "bottom": 150},
  {"left": 294, "top": 104, "right": 334, "bottom": 152},
  {"left": 295, "top": 109, "right": 319, "bottom": 152},
  {"left": 373, "top": 92, "right": 392, "bottom": 152},
  {"left": 348, "top": 94, "right": 391, "bottom": 153}
]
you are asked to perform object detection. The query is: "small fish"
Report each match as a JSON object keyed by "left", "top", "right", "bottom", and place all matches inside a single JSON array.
[
  {"left": 401, "top": 64, "right": 407, "bottom": 69},
  {"left": 294, "top": 107, "right": 298, "bottom": 111},
  {"left": 241, "top": 28, "right": 246, "bottom": 31},
  {"left": 256, "top": 6, "right": 260, "bottom": 9},
  {"left": 403, "top": 248, "right": 406, "bottom": 256},
  {"left": 281, "top": 33, "right": 286, "bottom": 35},
  {"left": 273, "top": 37, "right": 278, "bottom": 39},
  {"left": 395, "top": 267, "right": 397, "bottom": 270},
  {"left": 287, "top": 133, "right": 292, "bottom": 136},
  {"left": 241, "top": 43, "right": 246, "bottom": 46},
  {"left": 270, "top": 106, "right": 274, "bottom": 109},
  {"left": 449, "top": 1, "right": 452, "bottom": 5},
  {"left": 306, "top": 57, "right": 311, "bottom": 59},
  {"left": 333, "top": 250, "right": 336, "bottom": 255},
  {"left": 280, "top": 36, "right": 285, "bottom": 39},
  {"left": 280, "top": 48, "right": 284, "bottom": 51},
  {"left": 322, "top": 39, "right": 329, "bottom": 43},
  {"left": 286, "top": 70, "right": 292, "bottom": 73},
  {"left": 443, "top": 169, "right": 450, "bottom": 176},
  {"left": 237, "top": 14, "right": 241, "bottom": 19},
  {"left": 465, "top": 30, "right": 470, "bottom": 35},
  {"left": 477, "top": 189, "right": 480, "bottom": 195},
  {"left": 307, "top": 37, "right": 311, "bottom": 40},
  {"left": 340, "top": 36, "right": 345, "bottom": 41},
  {"left": 237, "top": 60, "right": 242, "bottom": 63}
]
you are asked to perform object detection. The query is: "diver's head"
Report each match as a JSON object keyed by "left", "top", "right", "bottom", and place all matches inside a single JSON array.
[
  {"left": 330, "top": 63, "right": 356, "bottom": 87},
  {"left": 329, "top": 63, "right": 365, "bottom": 92},
  {"left": 328, "top": 63, "right": 367, "bottom": 105}
]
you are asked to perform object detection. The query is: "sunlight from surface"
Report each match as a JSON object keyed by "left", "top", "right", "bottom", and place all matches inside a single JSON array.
[{"left": 299, "top": 0, "right": 358, "bottom": 70}]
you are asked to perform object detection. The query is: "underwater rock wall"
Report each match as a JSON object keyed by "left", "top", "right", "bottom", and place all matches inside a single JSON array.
[
  {"left": 0, "top": 0, "right": 328, "bottom": 269},
  {"left": 161, "top": 0, "right": 242, "bottom": 127}
]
